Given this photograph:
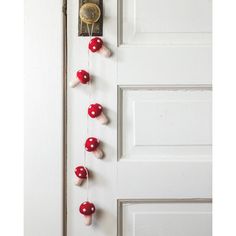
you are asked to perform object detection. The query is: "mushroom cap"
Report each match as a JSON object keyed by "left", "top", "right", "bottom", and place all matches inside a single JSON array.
[
  {"left": 88, "top": 103, "right": 103, "bottom": 118},
  {"left": 74, "top": 166, "right": 88, "bottom": 179},
  {"left": 79, "top": 201, "right": 96, "bottom": 216},
  {"left": 76, "top": 70, "right": 90, "bottom": 84},
  {"left": 85, "top": 137, "right": 100, "bottom": 152},
  {"left": 89, "top": 37, "right": 103, "bottom": 52}
]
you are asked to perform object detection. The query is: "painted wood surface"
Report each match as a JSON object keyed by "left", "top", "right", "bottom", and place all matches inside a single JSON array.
[
  {"left": 67, "top": 0, "right": 212, "bottom": 235},
  {"left": 24, "top": 0, "right": 64, "bottom": 235}
]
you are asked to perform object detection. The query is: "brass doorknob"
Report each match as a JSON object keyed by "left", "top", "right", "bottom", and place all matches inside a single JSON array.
[{"left": 80, "top": 3, "right": 101, "bottom": 25}]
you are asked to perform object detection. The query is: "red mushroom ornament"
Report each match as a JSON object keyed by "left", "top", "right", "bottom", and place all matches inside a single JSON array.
[
  {"left": 79, "top": 201, "right": 96, "bottom": 226},
  {"left": 85, "top": 137, "right": 104, "bottom": 159},
  {"left": 88, "top": 103, "right": 108, "bottom": 124},
  {"left": 89, "top": 37, "right": 111, "bottom": 57},
  {"left": 74, "top": 166, "right": 88, "bottom": 186},
  {"left": 70, "top": 70, "right": 90, "bottom": 88}
]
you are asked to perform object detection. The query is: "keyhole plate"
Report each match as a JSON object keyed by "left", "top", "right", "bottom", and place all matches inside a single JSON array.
[{"left": 78, "top": 0, "right": 103, "bottom": 36}]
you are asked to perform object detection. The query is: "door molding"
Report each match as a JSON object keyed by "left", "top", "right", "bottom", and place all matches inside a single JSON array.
[{"left": 63, "top": 0, "right": 68, "bottom": 236}]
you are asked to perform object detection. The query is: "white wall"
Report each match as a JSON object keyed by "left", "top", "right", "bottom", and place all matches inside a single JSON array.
[{"left": 24, "top": 0, "right": 63, "bottom": 235}]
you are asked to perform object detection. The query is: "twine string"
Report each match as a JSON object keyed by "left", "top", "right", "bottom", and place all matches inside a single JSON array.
[{"left": 83, "top": 23, "right": 94, "bottom": 201}]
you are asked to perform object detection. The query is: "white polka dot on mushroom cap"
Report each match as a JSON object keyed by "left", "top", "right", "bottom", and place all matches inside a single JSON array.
[
  {"left": 91, "top": 144, "right": 94, "bottom": 148},
  {"left": 84, "top": 75, "right": 87, "bottom": 78},
  {"left": 93, "top": 46, "right": 96, "bottom": 50},
  {"left": 80, "top": 168, "right": 84, "bottom": 171},
  {"left": 89, "top": 138, "right": 93, "bottom": 141},
  {"left": 83, "top": 202, "right": 87, "bottom": 205},
  {"left": 79, "top": 173, "right": 81, "bottom": 177},
  {"left": 91, "top": 207, "right": 94, "bottom": 211},
  {"left": 89, "top": 105, "right": 92, "bottom": 109},
  {"left": 83, "top": 208, "right": 86, "bottom": 212},
  {"left": 92, "top": 111, "right": 95, "bottom": 115},
  {"left": 98, "top": 106, "right": 102, "bottom": 109}
]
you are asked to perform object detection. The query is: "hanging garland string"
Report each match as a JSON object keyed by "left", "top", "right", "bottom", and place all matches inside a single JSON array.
[{"left": 83, "top": 22, "right": 95, "bottom": 201}]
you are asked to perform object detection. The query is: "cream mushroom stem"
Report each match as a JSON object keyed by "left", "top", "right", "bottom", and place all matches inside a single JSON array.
[
  {"left": 96, "top": 112, "right": 108, "bottom": 124},
  {"left": 75, "top": 177, "right": 84, "bottom": 186},
  {"left": 84, "top": 215, "right": 92, "bottom": 226},
  {"left": 93, "top": 147, "right": 103, "bottom": 159},
  {"left": 98, "top": 45, "right": 111, "bottom": 57},
  {"left": 69, "top": 78, "right": 80, "bottom": 88}
]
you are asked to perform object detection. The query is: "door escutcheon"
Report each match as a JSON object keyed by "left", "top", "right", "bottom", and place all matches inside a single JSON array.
[{"left": 78, "top": 0, "right": 103, "bottom": 36}]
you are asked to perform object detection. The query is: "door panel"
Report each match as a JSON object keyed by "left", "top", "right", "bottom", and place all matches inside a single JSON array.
[
  {"left": 121, "top": 0, "right": 212, "bottom": 45},
  {"left": 119, "top": 87, "right": 212, "bottom": 160},
  {"left": 119, "top": 200, "right": 212, "bottom": 236},
  {"left": 67, "top": 0, "right": 212, "bottom": 235}
]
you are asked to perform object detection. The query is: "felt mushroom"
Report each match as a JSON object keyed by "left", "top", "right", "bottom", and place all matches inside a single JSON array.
[
  {"left": 79, "top": 201, "right": 96, "bottom": 226},
  {"left": 69, "top": 69, "right": 90, "bottom": 88},
  {"left": 74, "top": 166, "right": 88, "bottom": 186},
  {"left": 85, "top": 137, "right": 104, "bottom": 159},
  {"left": 88, "top": 37, "right": 111, "bottom": 57},
  {"left": 88, "top": 103, "right": 108, "bottom": 124}
]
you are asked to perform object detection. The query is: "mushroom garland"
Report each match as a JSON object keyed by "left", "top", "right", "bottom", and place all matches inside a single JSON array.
[
  {"left": 74, "top": 166, "right": 88, "bottom": 186},
  {"left": 85, "top": 137, "right": 104, "bottom": 159},
  {"left": 88, "top": 103, "right": 108, "bottom": 124},
  {"left": 71, "top": 36, "right": 111, "bottom": 226},
  {"left": 89, "top": 37, "right": 111, "bottom": 57},
  {"left": 79, "top": 201, "right": 96, "bottom": 226},
  {"left": 70, "top": 69, "right": 91, "bottom": 88}
]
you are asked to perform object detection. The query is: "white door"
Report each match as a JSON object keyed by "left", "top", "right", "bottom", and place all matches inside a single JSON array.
[{"left": 67, "top": 0, "right": 212, "bottom": 235}]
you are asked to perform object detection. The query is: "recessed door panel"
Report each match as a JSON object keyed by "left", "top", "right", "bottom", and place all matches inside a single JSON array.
[
  {"left": 120, "top": 0, "right": 212, "bottom": 45},
  {"left": 120, "top": 200, "right": 212, "bottom": 236},
  {"left": 119, "top": 87, "right": 212, "bottom": 161}
]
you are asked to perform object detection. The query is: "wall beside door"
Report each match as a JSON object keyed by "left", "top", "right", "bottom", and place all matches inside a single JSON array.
[{"left": 24, "top": 0, "right": 64, "bottom": 235}]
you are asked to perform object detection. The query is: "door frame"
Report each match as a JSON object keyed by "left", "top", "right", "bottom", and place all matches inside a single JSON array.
[
  {"left": 62, "top": 1, "right": 68, "bottom": 236},
  {"left": 24, "top": 0, "right": 67, "bottom": 235}
]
